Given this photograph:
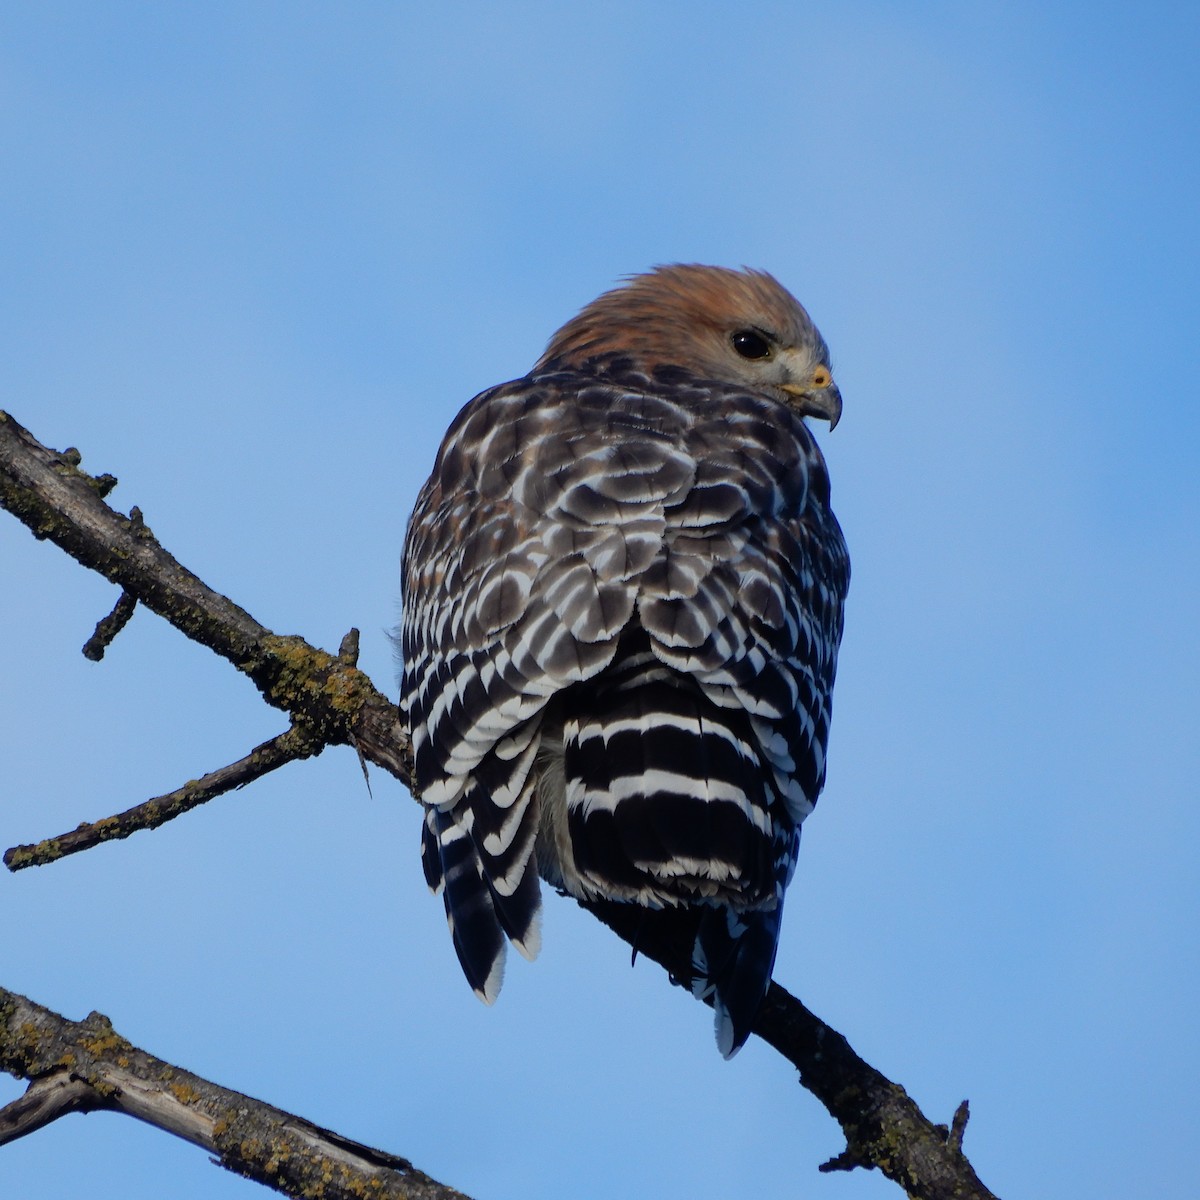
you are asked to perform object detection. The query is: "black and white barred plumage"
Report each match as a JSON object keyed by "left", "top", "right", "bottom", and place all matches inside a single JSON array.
[{"left": 400, "top": 265, "right": 849, "bottom": 1055}]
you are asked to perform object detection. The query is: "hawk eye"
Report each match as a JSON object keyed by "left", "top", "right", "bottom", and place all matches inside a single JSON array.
[{"left": 731, "top": 329, "right": 772, "bottom": 360}]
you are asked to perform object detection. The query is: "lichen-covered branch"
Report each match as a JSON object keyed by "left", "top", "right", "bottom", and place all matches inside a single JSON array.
[
  {"left": 0, "top": 410, "right": 411, "bottom": 783},
  {"left": 4, "top": 725, "right": 321, "bottom": 870},
  {"left": 584, "top": 901, "right": 998, "bottom": 1200},
  {"left": 1, "top": 409, "right": 1001, "bottom": 1198},
  {"left": 0, "top": 986, "right": 470, "bottom": 1200}
]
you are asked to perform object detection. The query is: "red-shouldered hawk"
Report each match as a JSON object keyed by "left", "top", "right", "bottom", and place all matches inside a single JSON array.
[{"left": 400, "top": 265, "right": 848, "bottom": 1056}]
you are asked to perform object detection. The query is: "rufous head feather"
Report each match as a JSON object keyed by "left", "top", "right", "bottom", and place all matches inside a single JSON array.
[{"left": 536, "top": 264, "right": 841, "bottom": 427}]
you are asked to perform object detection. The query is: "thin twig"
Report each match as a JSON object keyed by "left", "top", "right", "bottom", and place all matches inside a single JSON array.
[
  {"left": 949, "top": 1100, "right": 971, "bottom": 1152},
  {"left": 81, "top": 589, "right": 138, "bottom": 660},
  {"left": 4, "top": 725, "right": 320, "bottom": 871},
  {"left": 337, "top": 628, "right": 361, "bottom": 664}
]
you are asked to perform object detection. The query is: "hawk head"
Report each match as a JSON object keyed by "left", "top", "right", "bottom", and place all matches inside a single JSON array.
[{"left": 537, "top": 263, "right": 842, "bottom": 429}]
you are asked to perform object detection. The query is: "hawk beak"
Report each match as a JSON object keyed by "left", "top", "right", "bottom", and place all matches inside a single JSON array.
[{"left": 781, "top": 382, "right": 843, "bottom": 431}]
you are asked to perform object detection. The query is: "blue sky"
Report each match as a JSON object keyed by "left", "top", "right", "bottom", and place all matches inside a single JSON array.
[{"left": 2, "top": 5, "right": 1197, "bottom": 1198}]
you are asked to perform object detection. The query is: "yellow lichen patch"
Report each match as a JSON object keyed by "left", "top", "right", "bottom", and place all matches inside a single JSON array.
[
  {"left": 323, "top": 670, "right": 370, "bottom": 715},
  {"left": 169, "top": 1081, "right": 201, "bottom": 1105},
  {"left": 17, "top": 1021, "right": 47, "bottom": 1055},
  {"left": 12, "top": 838, "right": 65, "bottom": 866},
  {"left": 262, "top": 634, "right": 333, "bottom": 684},
  {"left": 81, "top": 1029, "right": 132, "bottom": 1057}
]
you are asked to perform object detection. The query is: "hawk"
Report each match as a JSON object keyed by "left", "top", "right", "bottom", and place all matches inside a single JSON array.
[{"left": 400, "top": 265, "right": 849, "bottom": 1055}]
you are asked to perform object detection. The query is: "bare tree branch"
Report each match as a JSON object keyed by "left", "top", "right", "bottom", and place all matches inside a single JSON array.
[
  {"left": 0, "top": 409, "right": 1001, "bottom": 1198},
  {"left": 0, "top": 1071, "right": 101, "bottom": 1144},
  {"left": 82, "top": 587, "right": 138, "bottom": 660},
  {"left": 0, "top": 409, "right": 411, "bottom": 784},
  {"left": 0, "top": 986, "right": 470, "bottom": 1200},
  {"left": 585, "top": 902, "right": 998, "bottom": 1200},
  {"left": 4, "top": 725, "right": 321, "bottom": 870}
]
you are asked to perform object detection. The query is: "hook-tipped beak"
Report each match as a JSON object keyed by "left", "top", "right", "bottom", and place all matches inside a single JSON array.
[{"left": 781, "top": 382, "right": 842, "bottom": 430}]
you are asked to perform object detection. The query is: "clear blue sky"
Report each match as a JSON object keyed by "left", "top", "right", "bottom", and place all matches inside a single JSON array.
[{"left": 3, "top": 5, "right": 1197, "bottom": 1199}]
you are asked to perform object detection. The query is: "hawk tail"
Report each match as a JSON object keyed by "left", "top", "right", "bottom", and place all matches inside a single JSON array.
[
  {"left": 421, "top": 807, "right": 543, "bottom": 1005},
  {"left": 692, "top": 900, "right": 784, "bottom": 1058}
]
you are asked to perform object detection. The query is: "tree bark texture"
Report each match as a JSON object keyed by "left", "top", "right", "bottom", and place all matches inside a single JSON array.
[{"left": 0, "top": 986, "right": 470, "bottom": 1200}]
